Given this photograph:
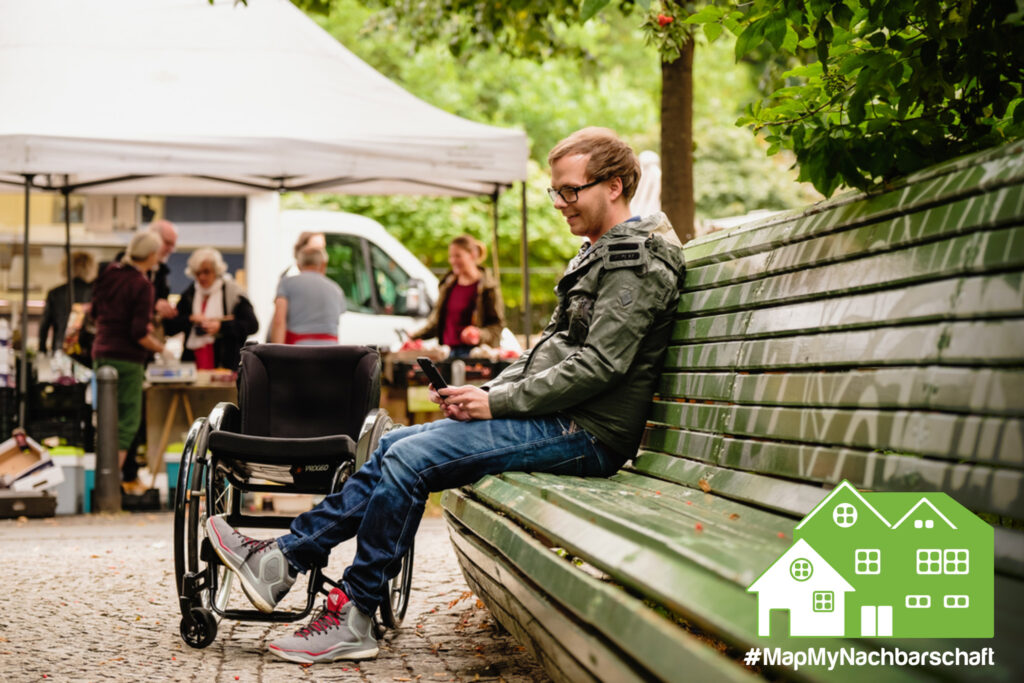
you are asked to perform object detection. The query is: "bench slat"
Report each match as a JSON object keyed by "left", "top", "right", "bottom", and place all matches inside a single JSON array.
[
  {"left": 496, "top": 472, "right": 784, "bottom": 586},
  {"left": 444, "top": 490, "right": 759, "bottom": 683},
  {"left": 659, "top": 368, "right": 1024, "bottom": 417},
  {"left": 608, "top": 470, "right": 794, "bottom": 538},
  {"left": 675, "top": 271, "right": 1024, "bottom": 343},
  {"left": 648, "top": 400, "right": 1023, "bottom": 468},
  {"left": 679, "top": 225, "right": 1023, "bottom": 317},
  {"left": 533, "top": 472, "right": 794, "bottom": 558},
  {"left": 684, "top": 143, "right": 1024, "bottom": 267},
  {"left": 631, "top": 452, "right": 823, "bottom": 517},
  {"left": 686, "top": 186, "right": 1024, "bottom": 290},
  {"left": 666, "top": 319, "right": 1024, "bottom": 369},
  {"left": 642, "top": 426, "right": 1024, "bottom": 519}
]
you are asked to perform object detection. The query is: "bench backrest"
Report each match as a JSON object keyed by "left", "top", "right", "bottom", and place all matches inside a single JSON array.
[{"left": 638, "top": 140, "right": 1024, "bottom": 575}]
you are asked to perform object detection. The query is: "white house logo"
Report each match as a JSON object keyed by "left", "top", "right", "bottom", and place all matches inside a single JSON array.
[{"left": 747, "top": 480, "right": 993, "bottom": 638}]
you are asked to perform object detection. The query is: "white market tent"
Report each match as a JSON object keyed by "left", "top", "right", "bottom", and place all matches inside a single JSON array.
[
  {"left": 0, "top": 0, "right": 528, "bottom": 195},
  {"left": 0, "top": 0, "right": 530, "bottom": 423}
]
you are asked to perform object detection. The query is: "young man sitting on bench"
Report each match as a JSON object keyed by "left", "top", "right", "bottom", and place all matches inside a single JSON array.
[{"left": 206, "top": 126, "right": 686, "bottom": 665}]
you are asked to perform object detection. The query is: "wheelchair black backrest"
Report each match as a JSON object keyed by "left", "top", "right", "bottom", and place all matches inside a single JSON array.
[{"left": 236, "top": 344, "right": 381, "bottom": 440}]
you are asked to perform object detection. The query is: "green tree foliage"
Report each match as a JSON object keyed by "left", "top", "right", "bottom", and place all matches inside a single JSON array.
[
  {"left": 283, "top": 0, "right": 818, "bottom": 329},
  {"left": 687, "top": 1, "right": 1024, "bottom": 196}
]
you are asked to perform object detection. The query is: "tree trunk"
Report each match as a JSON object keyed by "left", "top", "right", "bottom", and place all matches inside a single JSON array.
[{"left": 661, "top": 38, "right": 695, "bottom": 244}]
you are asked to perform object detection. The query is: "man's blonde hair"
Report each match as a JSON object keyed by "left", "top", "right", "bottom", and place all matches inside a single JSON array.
[{"left": 548, "top": 127, "right": 641, "bottom": 201}]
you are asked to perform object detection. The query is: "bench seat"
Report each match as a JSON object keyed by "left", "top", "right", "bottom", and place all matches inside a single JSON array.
[{"left": 443, "top": 139, "right": 1024, "bottom": 682}]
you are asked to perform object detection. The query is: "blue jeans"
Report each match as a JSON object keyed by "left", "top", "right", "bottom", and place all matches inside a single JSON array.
[{"left": 276, "top": 416, "right": 623, "bottom": 615}]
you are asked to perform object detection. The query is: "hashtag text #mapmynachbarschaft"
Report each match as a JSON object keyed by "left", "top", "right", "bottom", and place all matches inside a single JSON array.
[{"left": 745, "top": 647, "right": 995, "bottom": 671}]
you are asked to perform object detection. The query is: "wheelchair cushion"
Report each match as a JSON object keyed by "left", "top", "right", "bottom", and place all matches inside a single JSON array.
[{"left": 236, "top": 344, "right": 381, "bottom": 440}]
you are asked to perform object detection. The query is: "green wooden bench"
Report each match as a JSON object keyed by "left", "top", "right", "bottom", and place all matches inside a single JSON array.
[{"left": 441, "top": 140, "right": 1024, "bottom": 683}]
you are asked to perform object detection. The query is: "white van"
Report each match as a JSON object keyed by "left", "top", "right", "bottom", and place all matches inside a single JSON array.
[{"left": 251, "top": 210, "right": 439, "bottom": 348}]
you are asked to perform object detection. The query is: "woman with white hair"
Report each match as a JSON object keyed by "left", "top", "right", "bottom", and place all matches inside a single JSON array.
[
  {"left": 164, "top": 247, "right": 258, "bottom": 371},
  {"left": 91, "top": 231, "right": 168, "bottom": 493}
]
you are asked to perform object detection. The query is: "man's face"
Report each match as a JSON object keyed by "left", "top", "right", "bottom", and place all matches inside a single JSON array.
[
  {"left": 549, "top": 154, "right": 608, "bottom": 242},
  {"left": 159, "top": 225, "right": 177, "bottom": 261}
]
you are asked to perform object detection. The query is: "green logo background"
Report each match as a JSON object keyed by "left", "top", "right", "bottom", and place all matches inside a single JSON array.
[{"left": 748, "top": 480, "right": 993, "bottom": 638}]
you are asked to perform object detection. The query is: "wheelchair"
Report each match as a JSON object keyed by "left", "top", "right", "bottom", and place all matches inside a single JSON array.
[{"left": 173, "top": 344, "right": 414, "bottom": 649}]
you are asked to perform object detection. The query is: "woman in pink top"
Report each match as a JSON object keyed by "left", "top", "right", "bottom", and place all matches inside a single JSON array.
[{"left": 410, "top": 235, "right": 505, "bottom": 359}]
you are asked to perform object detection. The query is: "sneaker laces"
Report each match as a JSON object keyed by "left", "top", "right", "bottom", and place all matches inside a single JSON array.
[
  {"left": 293, "top": 603, "right": 342, "bottom": 639},
  {"left": 236, "top": 534, "right": 276, "bottom": 557}
]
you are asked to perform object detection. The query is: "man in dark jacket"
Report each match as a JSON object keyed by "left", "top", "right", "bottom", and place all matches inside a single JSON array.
[
  {"left": 38, "top": 251, "right": 96, "bottom": 357},
  {"left": 206, "top": 127, "right": 686, "bottom": 665}
]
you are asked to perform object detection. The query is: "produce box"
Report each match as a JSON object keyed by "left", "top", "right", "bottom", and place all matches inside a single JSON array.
[{"left": 0, "top": 434, "right": 64, "bottom": 492}]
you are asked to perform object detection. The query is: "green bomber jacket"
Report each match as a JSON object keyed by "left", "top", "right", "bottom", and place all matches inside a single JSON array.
[{"left": 486, "top": 213, "right": 685, "bottom": 457}]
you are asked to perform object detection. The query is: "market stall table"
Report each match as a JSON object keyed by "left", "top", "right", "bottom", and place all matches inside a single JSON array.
[{"left": 144, "top": 372, "right": 236, "bottom": 488}]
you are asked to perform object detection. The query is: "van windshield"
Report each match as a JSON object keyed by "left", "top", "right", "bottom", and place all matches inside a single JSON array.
[{"left": 324, "top": 234, "right": 413, "bottom": 316}]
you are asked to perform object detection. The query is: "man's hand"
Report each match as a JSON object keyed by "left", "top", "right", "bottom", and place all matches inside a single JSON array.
[
  {"left": 155, "top": 299, "right": 177, "bottom": 318},
  {"left": 439, "top": 385, "right": 492, "bottom": 421}
]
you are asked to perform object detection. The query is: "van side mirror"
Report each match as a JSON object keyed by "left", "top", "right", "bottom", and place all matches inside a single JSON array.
[{"left": 405, "top": 279, "right": 431, "bottom": 317}]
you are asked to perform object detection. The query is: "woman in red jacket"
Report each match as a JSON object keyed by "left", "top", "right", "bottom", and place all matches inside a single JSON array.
[{"left": 410, "top": 235, "right": 505, "bottom": 359}]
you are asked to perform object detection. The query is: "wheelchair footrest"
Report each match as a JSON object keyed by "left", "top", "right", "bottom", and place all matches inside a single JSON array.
[
  {"left": 225, "top": 512, "right": 297, "bottom": 530},
  {"left": 216, "top": 607, "right": 316, "bottom": 624}
]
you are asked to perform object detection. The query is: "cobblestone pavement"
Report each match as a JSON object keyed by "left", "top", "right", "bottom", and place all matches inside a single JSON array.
[{"left": 0, "top": 512, "right": 549, "bottom": 682}]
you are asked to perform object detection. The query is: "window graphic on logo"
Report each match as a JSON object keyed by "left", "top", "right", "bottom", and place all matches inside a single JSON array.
[
  {"left": 790, "top": 558, "right": 813, "bottom": 581},
  {"left": 917, "top": 549, "right": 942, "bottom": 574},
  {"left": 944, "top": 595, "right": 969, "bottom": 608},
  {"left": 855, "top": 549, "right": 881, "bottom": 575},
  {"left": 813, "top": 591, "right": 834, "bottom": 612},
  {"left": 944, "top": 550, "right": 969, "bottom": 574},
  {"left": 905, "top": 595, "right": 931, "bottom": 608},
  {"left": 833, "top": 503, "right": 857, "bottom": 527},
  {"left": 747, "top": 480, "right": 994, "bottom": 638}
]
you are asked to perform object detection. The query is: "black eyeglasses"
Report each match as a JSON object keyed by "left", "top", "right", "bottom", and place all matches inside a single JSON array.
[{"left": 546, "top": 178, "right": 605, "bottom": 204}]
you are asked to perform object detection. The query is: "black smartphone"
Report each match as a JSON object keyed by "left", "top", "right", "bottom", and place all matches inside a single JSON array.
[{"left": 416, "top": 357, "right": 449, "bottom": 400}]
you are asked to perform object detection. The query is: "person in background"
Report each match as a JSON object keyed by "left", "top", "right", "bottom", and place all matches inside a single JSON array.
[
  {"left": 163, "top": 247, "right": 258, "bottom": 371},
  {"left": 279, "top": 231, "right": 327, "bottom": 282},
  {"left": 270, "top": 246, "right": 346, "bottom": 345},
  {"left": 38, "top": 251, "right": 96, "bottom": 355},
  {"left": 108, "top": 219, "right": 179, "bottom": 487},
  {"left": 148, "top": 219, "right": 179, "bottom": 321},
  {"left": 408, "top": 235, "right": 505, "bottom": 358},
  {"left": 90, "top": 232, "right": 167, "bottom": 495}
]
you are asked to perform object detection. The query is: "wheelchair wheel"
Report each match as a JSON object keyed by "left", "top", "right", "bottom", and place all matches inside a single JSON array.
[
  {"left": 378, "top": 538, "right": 414, "bottom": 628},
  {"left": 180, "top": 607, "right": 217, "bottom": 649},
  {"left": 174, "top": 417, "right": 234, "bottom": 645}
]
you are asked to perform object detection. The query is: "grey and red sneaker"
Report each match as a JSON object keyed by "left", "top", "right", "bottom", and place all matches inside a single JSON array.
[
  {"left": 204, "top": 515, "right": 295, "bottom": 613},
  {"left": 268, "top": 588, "right": 379, "bottom": 664}
]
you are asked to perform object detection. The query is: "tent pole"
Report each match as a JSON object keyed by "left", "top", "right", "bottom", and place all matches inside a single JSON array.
[
  {"left": 520, "top": 181, "right": 530, "bottom": 349},
  {"left": 490, "top": 190, "right": 501, "bottom": 286},
  {"left": 63, "top": 181, "right": 73, "bottom": 350},
  {"left": 19, "top": 175, "right": 33, "bottom": 428}
]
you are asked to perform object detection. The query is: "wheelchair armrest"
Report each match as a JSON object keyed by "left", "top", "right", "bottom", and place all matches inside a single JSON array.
[{"left": 208, "top": 402, "right": 240, "bottom": 433}]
